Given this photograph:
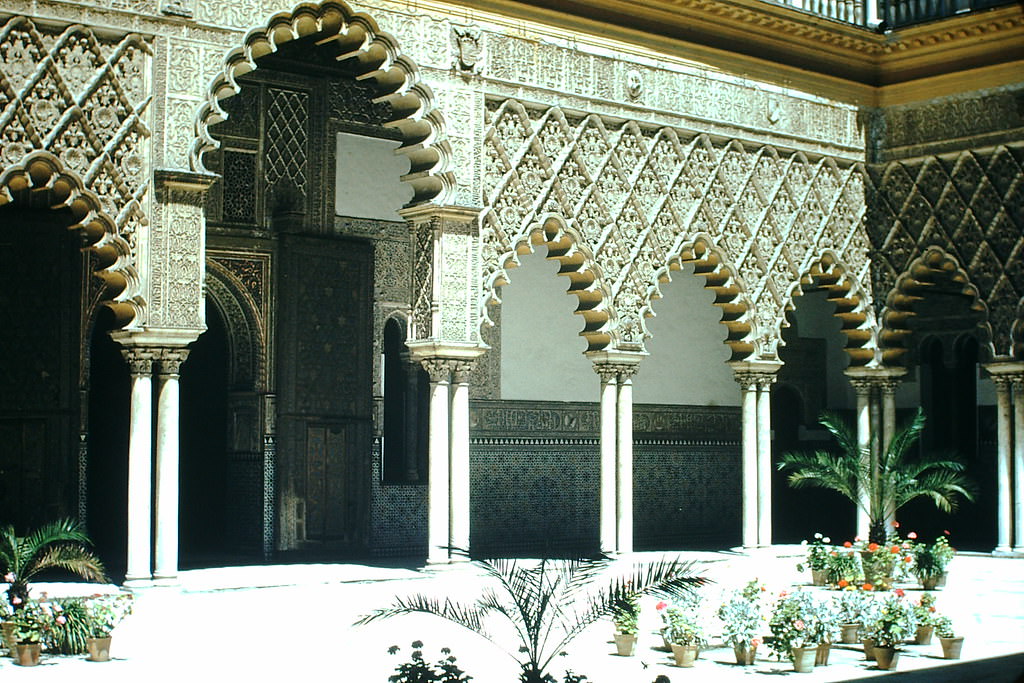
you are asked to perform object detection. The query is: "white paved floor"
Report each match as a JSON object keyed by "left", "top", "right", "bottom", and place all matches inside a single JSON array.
[{"left": 1, "top": 548, "right": 1021, "bottom": 682}]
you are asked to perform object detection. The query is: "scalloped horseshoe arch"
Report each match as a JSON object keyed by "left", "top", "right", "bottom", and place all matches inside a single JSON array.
[
  {"left": 784, "top": 253, "right": 876, "bottom": 367},
  {"left": 206, "top": 261, "right": 266, "bottom": 391},
  {"left": 482, "top": 214, "right": 615, "bottom": 351},
  {"left": 0, "top": 151, "right": 141, "bottom": 327},
  {"left": 191, "top": 1, "right": 455, "bottom": 205},
  {"left": 880, "top": 246, "right": 992, "bottom": 365},
  {"left": 644, "top": 236, "right": 753, "bottom": 362}
]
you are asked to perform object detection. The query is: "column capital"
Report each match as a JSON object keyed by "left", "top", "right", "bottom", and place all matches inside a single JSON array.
[
  {"left": 121, "top": 347, "right": 159, "bottom": 375},
  {"left": 728, "top": 360, "right": 782, "bottom": 389},
  {"left": 587, "top": 350, "right": 645, "bottom": 382},
  {"left": 420, "top": 358, "right": 455, "bottom": 383},
  {"left": 984, "top": 361, "right": 1024, "bottom": 384},
  {"left": 157, "top": 348, "right": 190, "bottom": 376},
  {"left": 844, "top": 365, "right": 907, "bottom": 393}
]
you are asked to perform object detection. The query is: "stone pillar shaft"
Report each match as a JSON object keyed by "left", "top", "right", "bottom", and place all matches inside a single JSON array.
[
  {"left": 731, "top": 361, "right": 781, "bottom": 549},
  {"left": 449, "top": 365, "right": 471, "bottom": 560},
  {"left": 425, "top": 363, "right": 451, "bottom": 564},
  {"left": 123, "top": 350, "right": 154, "bottom": 584},
  {"left": 994, "top": 377, "right": 1013, "bottom": 552},
  {"left": 740, "top": 380, "right": 758, "bottom": 549},
  {"left": 756, "top": 379, "right": 773, "bottom": 547},
  {"left": 1014, "top": 381, "right": 1024, "bottom": 552},
  {"left": 153, "top": 349, "right": 187, "bottom": 582},
  {"left": 852, "top": 381, "right": 872, "bottom": 540},
  {"left": 616, "top": 373, "right": 634, "bottom": 554},
  {"left": 598, "top": 372, "right": 617, "bottom": 555}
]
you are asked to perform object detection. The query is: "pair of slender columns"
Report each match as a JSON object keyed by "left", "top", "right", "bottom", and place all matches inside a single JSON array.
[
  {"left": 985, "top": 363, "right": 1024, "bottom": 553},
  {"left": 123, "top": 347, "right": 189, "bottom": 584},
  {"left": 731, "top": 362, "right": 781, "bottom": 548},
  {"left": 844, "top": 367, "right": 905, "bottom": 539},
  {"left": 421, "top": 358, "right": 474, "bottom": 565},
  {"left": 595, "top": 361, "right": 640, "bottom": 555}
]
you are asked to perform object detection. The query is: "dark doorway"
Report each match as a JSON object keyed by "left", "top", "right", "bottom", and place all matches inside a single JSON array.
[{"left": 179, "top": 301, "right": 231, "bottom": 567}]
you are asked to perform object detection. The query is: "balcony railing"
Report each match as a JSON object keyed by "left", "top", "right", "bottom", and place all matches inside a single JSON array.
[{"left": 770, "top": 0, "right": 1017, "bottom": 29}]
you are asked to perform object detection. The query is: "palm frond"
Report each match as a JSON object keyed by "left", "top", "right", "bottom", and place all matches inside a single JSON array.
[
  {"left": 27, "top": 545, "right": 107, "bottom": 584},
  {"left": 354, "top": 593, "right": 489, "bottom": 638}
]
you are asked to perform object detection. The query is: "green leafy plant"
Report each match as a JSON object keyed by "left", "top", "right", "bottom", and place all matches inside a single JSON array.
[
  {"left": 9, "top": 600, "right": 48, "bottom": 644},
  {"left": 611, "top": 593, "right": 639, "bottom": 635},
  {"left": 387, "top": 641, "right": 472, "bottom": 683},
  {"left": 716, "top": 580, "right": 764, "bottom": 649},
  {"left": 45, "top": 599, "right": 91, "bottom": 655},
  {"left": 826, "top": 548, "right": 860, "bottom": 585},
  {"left": 834, "top": 587, "right": 874, "bottom": 625},
  {"left": 0, "top": 518, "right": 107, "bottom": 610},
  {"left": 933, "top": 615, "right": 956, "bottom": 638},
  {"left": 356, "top": 554, "right": 707, "bottom": 683},
  {"left": 869, "top": 591, "right": 914, "bottom": 648},
  {"left": 767, "top": 590, "right": 817, "bottom": 660},
  {"left": 797, "top": 533, "right": 831, "bottom": 573},
  {"left": 805, "top": 594, "right": 840, "bottom": 644},
  {"left": 82, "top": 592, "right": 134, "bottom": 638},
  {"left": 912, "top": 593, "right": 940, "bottom": 628},
  {"left": 778, "top": 410, "right": 976, "bottom": 544}
]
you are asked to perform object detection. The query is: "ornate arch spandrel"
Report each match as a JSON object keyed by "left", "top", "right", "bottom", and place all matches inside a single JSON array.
[
  {"left": 206, "top": 256, "right": 268, "bottom": 392},
  {"left": 190, "top": 1, "right": 455, "bottom": 206},
  {"left": 0, "top": 151, "right": 141, "bottom": 326},
  {"left": 880, "top": 246, "right": 993, "bottom": 365}
]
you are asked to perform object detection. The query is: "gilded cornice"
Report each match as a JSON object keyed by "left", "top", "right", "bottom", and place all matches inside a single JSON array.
[{"left": 441, "top": 0, "right": 1024, "bottom": 104}]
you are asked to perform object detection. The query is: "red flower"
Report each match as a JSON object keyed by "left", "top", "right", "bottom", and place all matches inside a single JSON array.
[
  {"left": 830, "top": 551, "right": 838, "bottom": 556},
  {"left": 838, "top": 579, "right": 849, "bottom": 588},
  {"left": 656, "top": 601, "right": 667, "bottom": 611},
  {"left": 892, "top": 521, "right": 900, "bottom": 528},
  {"left": 843, "top": 541, "right": 852, "bottom": 548},
  {"left": 903, "top": 556, "right": 912, "bottom": 563},
  {"left": 779, "top": 590, "right": 789, "bottom": 598},
  {"left": 943, "top": 529, "right": 951, "bottom": 535},
  {"left": 894, "top": 589, "right": 905, "bottom": 597},
  {"left": 868, "top": 542, "right": 879, "bottom": 552},
  {"left": 908, "top": 532, "right": 918, "bottom": 540},
  {"left": 862, "top": 583, "right": 873, "bottom": 591}
]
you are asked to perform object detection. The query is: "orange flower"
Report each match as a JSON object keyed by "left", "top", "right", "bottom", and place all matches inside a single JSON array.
[
  {"left": 892, "top": 521, "right": 900, "bottom": 528},
  {"left": 843, "top": 541, "right": 852, "bottom": 548},
  {"left": 903, "top": 556, "right": 912, "bottom": 563},
  {"left": 890, "top": 545, "right": 901, "bottom": 554},
  {"left": 868, "top": 542, "right": 879, "bottom": 552},
  {"left": 837, "top": 579, "right": 849, "bottom": 588}
]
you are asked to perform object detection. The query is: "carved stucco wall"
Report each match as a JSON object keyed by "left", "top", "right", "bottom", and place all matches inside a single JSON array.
[{"left": 868, "top": 85, "right": 1024, "bottom": 362}]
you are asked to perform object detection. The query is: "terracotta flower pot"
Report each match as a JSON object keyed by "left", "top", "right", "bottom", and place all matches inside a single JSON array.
[
  {"left": 937, "top": 572, "right": 948, "bottom": 587},
  {"left": 1, "top": 622, "right": 16, "bottom": 659},
  {"left": 670, "top": 643, "right": 699, "bottom": 667},
  {"left": 839, "top": 623, "right": 860, "bottom": 644},
  {"left": 791, "top": 645, "right": 816, "bottom": 673},
  {"left": 914, "top": 625, "right": 934, "bottom": 645},
  {"left": 939, "top": 636, "right": 964, "bottom": 659},
  {"left": 874, "top": 646, "right": 900, "bottom": 670},
  {"left": 920, "top": 576, "right": 940, "bottom": 590},
  {"left": 811, "top": 569, "right": 828, "bottom": 586},
  {"left": 613, "top": 633, "right": 637, "bottom": 656},
  {"left": 87, "top": 636, "right": 113, "bottom": 662},
  {"left": 733, "top": 642, "right": 756, "bottom": 665},
  {"left": 862, "top": 637, "right": 876, "bottom": 661},
  {"left": 815, "top": 642, "right": 831, "bottom": 666},
  {"left": 15, "top": 642, "right": 41, "bottom": 667}
]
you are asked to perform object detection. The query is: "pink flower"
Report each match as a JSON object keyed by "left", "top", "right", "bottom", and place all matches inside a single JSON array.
[
  {"left": 56, "top": 615, "right": 67, "bottom": 626},
  {"left": 12, "top": 596, "right": 22, "bottom": 605},
  {"left": 751, "top": 637, "right": 763, "bottom": 647},
  {"left": 892, "top": 521, "right": 900, "bottom": 528},
  {"left": 894, "top": 589, "right": 905, "bottom": 597},
  {"left": 794, "top": 619, "right": 805, "bottom": 630},
  {"left": 779, "top": 590, "right": 789, "bottom": 598},
  {"left": 3, "top": 572, "right": 13, "bottom": 583},
  {"left": 656, "top": 601, "right": 667, "bottom": 611},
  {"left": 907, "top": 532, "right": 918, "bottom": 540}
]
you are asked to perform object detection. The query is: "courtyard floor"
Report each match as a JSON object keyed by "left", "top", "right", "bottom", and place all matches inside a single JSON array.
[{"left": 1, "top": 547, "right": 1021, "bottom": 682}]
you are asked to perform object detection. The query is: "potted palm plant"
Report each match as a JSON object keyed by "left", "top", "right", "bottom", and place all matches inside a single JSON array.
[
  {"left": 355, "top": 554, "right": 707, "bottom": 683},
  {"left": 0, "top": 519, "right": 107, "bottom": 611},
  {"left": 777, "top": 409, "right": 976, "bottom": 545}
]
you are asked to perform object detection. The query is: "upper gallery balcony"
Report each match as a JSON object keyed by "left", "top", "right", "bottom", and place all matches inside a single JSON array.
[{"left": 775, "top": 0, "right": 1018, "bottom": 30}]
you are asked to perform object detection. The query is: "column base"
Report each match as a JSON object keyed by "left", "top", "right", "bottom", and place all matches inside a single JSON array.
[
  {"left": 122, "top": 577, "right": 153, "bottom": 588},
  {"left": 993, "top": 545, "right": 1013, "bottom": 555},
  {"left": 150, "top": 575, "right": 179, "bottom": 586}
]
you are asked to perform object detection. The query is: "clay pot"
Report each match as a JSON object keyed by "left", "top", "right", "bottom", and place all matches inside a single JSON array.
[
  {"left": 839, "top": 623, "right": 860, "bottom": 644},
  {"left": 613, "top": 633, "right": 637, "bottom": 656},
  {"left": 15, "top": 642, "right": 41, "bottom": 667},
  {"left": 914, "top": 625, "right": 934, "bottom": 645},
  {"left": 87, "top": 636, "right": 113, "bottom": 662},
  {"left": 815, "top": 642, "right": 831, "bottom": 666},
  {"left": 1, "top": 622, "right": 16, "bottom": 659},
  {"left": 939, "top": 636, "right": 964, "bottom": 659},
  {"left": 733, "top": 642, "right": 756, "bottom": 665},
  {"left": 811, "top": 569, "right": 828, "bottom": 586},
  {"left": 670, "top": 643, "right": 699, "bottom": 667},
  {"left": 874, "top": 646, "right": 900, "bottom": 670},
  {"left": 791, "top": 645, "right": 816, "bottom": 673},
  {"left": 862, "top": 637, "right": 876, "bottom": 661}
]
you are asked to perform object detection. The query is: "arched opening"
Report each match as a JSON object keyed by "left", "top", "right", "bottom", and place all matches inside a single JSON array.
[
  {"left": 0, "top": 203, "right": 84, "bottom": 532},
  {"left": 774, "top": 289, "right": 856, "bottom": 543},
  {"left": 475, "top": 246, "right": 598, "bottom": 557},
  {"left": 381, "top": 317, "right": 426, "bottom": 483},
  {"left": 633, "top": 263, "right": 741, "bottom": 549},
  {"left": 179, "top": 300, "right": 232, "bottom": 567}
]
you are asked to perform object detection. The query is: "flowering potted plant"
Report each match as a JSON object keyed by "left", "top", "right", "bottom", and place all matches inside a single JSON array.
[
  {"left": 611, "top": 593, "right": 639, "bottom": 656},
  {"left": 768, "top": 590, "right": 818, "bottom": 673},
  {"left": 82, "top": 592, "right": 134, "bottom": 661},
  {"left": 934, "top": 615, "right": 963, "bottom": 659},
  {"left": 826, "top": 544, "right": 860, "bottom": 586},
  {"left": 868, "top": 591, "right": 914, "bottom": 670},
  {"left": 806, "top": 595, "right": 841, "bottom": 666},
  {"left": 798, "top": 533, "right": 831, "bottom": 586},
  {"left": 913, "top": 534, "right": 955, "bottom": 589},
  {"left": 717, "top": 580, "right": 764, "bottom": 665},
  {"left": 834, "top": 587, "right": 874, "bottom": 644},
  {"left": 911, "top": 593, "right": 939, "bottom": 644},
  {"left": 665, "top": 609, "right": 705, "bottom": 668},
  {"left": 9, "top": 601, "right": 48, "bottom": 667}
]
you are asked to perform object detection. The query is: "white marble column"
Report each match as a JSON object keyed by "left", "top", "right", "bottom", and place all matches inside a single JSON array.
[
  {"left": 756, "top": 375, "right": 775, "bottom": 547},
  {"left": 881, "top": 380, "right": 898, "bottom": 454},
  {"left": 597, "top": 366, "right": 618, "bottom": 555},
  {"left": 993, "top": 376, "right": 1013, "bottom": 552},
  {"left": 1014, "top": 379, "right": 1024, "bottom": 553},
  {"left": 122, "top": 348, "right": 155, "bottom": 584},
  {"left": 423, "top": 359, "right": 452, "bottom": 564},
  {"left": 616, "top": 366, "right": 637, "bottom": 554},
  {"left": 153, "top": 349, "right": 188, "bottom": 583},
  {"left": 851, "top": 379, "right": 872, "bottom": 540},
  {"left": 737, "top": 375, "right": 758, "bottom": 549},
  {"left": 449, "top": 361, "right": 472, "bottom": 561}
]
